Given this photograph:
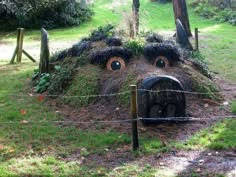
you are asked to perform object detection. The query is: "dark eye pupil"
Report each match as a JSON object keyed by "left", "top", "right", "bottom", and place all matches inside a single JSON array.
[
  {"left": 156, "top": 59, "right": 165, "bottom": 68},
  {"left": 111, "top": 61, "right": 121, "bottom": 70}
]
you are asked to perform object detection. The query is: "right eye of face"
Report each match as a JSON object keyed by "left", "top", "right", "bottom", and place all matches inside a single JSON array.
[
  {"left": 153, "top": 56, "right": 170, "bottom": 69},
  {"left": 106, "top": 57, "right": 126, "bottom": 71}
]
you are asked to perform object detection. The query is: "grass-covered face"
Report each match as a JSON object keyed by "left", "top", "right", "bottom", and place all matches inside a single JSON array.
[{"left": 46, "top": 25, "right": 219, "bottom": 124}]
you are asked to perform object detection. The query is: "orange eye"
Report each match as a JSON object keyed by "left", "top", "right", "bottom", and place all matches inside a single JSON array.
[
  {"left": 153, "top": 56, "right": 170, "bottom": 68},
  {"left": 106, "top": 57, "right": 126, "bottom": 71}
]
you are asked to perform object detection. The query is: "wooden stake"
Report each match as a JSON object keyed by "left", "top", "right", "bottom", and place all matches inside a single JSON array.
[
  {"left": 130, "top": 85, "right": 139, "bottom": 151},
  {"left": 17, "top": 28, "right": 24, "bottom": 63},
  {"left": 10, "top": 28, "right": 36, "bottom": 64},
  {"left": 195, "top": 28, "right": 199, "bottom": 51},
  {"left": 23, "top": 50, "right": 36, "bottom": 62}
]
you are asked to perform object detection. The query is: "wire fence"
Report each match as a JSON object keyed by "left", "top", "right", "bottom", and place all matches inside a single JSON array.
[{"left": 0, "top": 88, "right": 235, "bottom": 125}]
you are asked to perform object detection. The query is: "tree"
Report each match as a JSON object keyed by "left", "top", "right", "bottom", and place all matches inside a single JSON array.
[
  {"left": 173, "top": 0, "right": 192, "bottom": 37},
  {"left": 132, "top": 0, "right": 140, "bottom": 36}
]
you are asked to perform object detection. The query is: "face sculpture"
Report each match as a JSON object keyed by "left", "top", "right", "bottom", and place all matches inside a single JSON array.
[{"left": 48, "top": 25, "right": 219, "bottom": 124}]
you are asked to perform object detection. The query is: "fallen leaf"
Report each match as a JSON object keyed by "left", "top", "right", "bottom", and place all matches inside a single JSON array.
[
  {"left": 204, "top": 103, "right": 209, "bottom": 108},
  {"left": 20, "top": 120, "right": 29, "bottom": 124},
  {"left": 0, "top": 144, "right": 4, "bottom": 150},
  {"left": 37, "top": 95, "right": 45, "bottom": 101},
  {"left": 20, "top": 110, "right": 27, "bottom": 115},
  {"left": 8, "top": 148, "right": 15, "bottom": 153}
]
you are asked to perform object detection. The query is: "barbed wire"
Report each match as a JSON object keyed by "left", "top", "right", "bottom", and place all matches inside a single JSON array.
[
  {"left": 138, "top": 115, "right": 236, "bottom": 122},
  {"left": 0, "top": 89, "right": 235, "bottom": 99},
  {"left": 0, "top": 115, "right": 235, "bottom": 125},
  {"left": 137, "top": 89, "right": 235, "bottom": 95},
  {"left": 0, "top": 91, "right": 130, "bottom": 98}
]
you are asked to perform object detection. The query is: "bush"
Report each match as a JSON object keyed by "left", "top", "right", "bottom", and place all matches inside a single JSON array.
[
  {"left": 35, "top": 73, "right": 51, "bottom": 93},
  {"left": 191, "top": 0, "right": 236, "bottom": 25},
  {"left": 0, "top": 0, "right": 93, "bottom": 30},
  {"left": 48, "top": 65, "right": 74, "bottom": 95}
]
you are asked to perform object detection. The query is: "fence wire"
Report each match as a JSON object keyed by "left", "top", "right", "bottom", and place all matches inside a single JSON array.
[
  {"left": 0, "top": 89, "right": 235, "bottom": 98},
  {"left": 0, "top": 83, "right": 235, "bottom": 125},
  {"left": 0, "top": 115, "right": 235, "bottom": 125}
]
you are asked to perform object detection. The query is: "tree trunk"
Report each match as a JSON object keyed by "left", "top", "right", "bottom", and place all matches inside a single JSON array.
[
  {"left": 39, "top": 28, "right": 50, "bottom": 74},
  {"left": 173, "top": 0, "right": 192, "bottom": 37},
  {"left": 132, "top": 0, "right": 140, "bottom": 36}
]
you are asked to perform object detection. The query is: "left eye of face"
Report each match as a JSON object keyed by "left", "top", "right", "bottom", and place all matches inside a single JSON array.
[
  {"left": 153, "top": 56, "right": 170, "bottom": 69},
  {"left": 111, "top": 61, "right": 121, "bottom": 70},
  {"left": 106, "top": 57, "right": 126, "bottom": 71}
]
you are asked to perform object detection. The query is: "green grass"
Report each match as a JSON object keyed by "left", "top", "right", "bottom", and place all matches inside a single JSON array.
[
  {"left": 176, "top": 119, "right": 236, "bottom": 150},
  {"left": 0, "top": 63, "right": 130, "bottom": 176},
  {"left": 232, "top": 100, "right": 236, "bottom": 114},
  {"left": 62, "top": 65, "right": 100, "bottom": 107}
]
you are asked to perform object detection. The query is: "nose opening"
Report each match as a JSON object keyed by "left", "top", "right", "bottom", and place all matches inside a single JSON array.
[{"left": 138, "top": 76, "right": 186, "bottom": 124}]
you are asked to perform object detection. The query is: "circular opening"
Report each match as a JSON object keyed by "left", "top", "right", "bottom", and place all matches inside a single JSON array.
[{"left": 106, "top": 57, "right": 126, "bottom": 71}]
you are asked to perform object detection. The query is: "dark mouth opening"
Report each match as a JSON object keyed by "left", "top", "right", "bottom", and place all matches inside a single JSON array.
[{"left": 138, "top": 76, "right": 186, "bottom": 124}]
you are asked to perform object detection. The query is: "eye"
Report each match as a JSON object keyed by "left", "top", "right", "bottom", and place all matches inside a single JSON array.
[
  {"left": 106, "top": 57, "right": 126, "bottom": 71},
  {"left": 153, "top": 56, "right": 170, "bottom": 69}
]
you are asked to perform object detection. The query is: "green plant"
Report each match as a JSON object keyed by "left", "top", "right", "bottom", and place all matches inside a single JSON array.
[
  {"left": 48, "top": 65, "right": 73, "bottom": 95},
  {"left": 231, "top": 100, "right": 236, "bottom": 114},
  {"left": 124, "top": 39, "right": 144, "bottom": 56},
  {"left": 189, "top": 51, "right": 212, "bottom": 78},
  {"left": 35, "top": 73, "right": 51, "bottom": 93}
]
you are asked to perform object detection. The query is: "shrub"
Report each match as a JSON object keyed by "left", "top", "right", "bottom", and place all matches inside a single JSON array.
[
  {"left": 48, "top": 65, "right": 74, "bottom": 95},
  {"left": 124, "top": 39, "right": 144, "bottom": 56},
  {"left": 189, "top": 51, "right": 212, "bottom": 79},
  {"left": 191, "top": 0, "right": 236, "bottom": 25},
  {"left": 35, "top": 73, "right": 51, "bottom": 93},
  {"left": 0, "top": 0, "right": 93, "bottom": 30}
]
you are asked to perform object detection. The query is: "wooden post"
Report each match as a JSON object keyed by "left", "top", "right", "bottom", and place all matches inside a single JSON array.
[
  {"left": 195, "top": 28, "right": 199, "bottom": 51},
  {"left": 130, "top": 85, "right": 139, "bottom": 151},
  {"left": 39, "top": 28, "right": 50, "bottom": 74},
  {"left": 17, "top": 28, "right": 24, "bottom": 63},
  {"left": 10, "top": 28, "right": 36, "bottom": 64}
]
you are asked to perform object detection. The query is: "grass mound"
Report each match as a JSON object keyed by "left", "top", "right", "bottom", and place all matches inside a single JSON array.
[{"left": 62, "top": 65, "right": 100, "bottom": 107}]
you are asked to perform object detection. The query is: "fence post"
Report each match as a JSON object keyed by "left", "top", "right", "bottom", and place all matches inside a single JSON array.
[
  {"left": 17, "top": 28, "right": 24, "bottom": 63},
  {"left": 195, "top": 28, "right": 199, "bottom": 51},
  {"left": 10, "top": 28, "right": 36, "bottom": 64},
  {"left": 130, "top": 85, "right": 139, "bottom": 151}
]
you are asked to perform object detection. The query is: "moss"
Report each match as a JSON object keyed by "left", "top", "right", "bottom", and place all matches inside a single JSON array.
[
  {"left": 62, "top": 65, "right": 100, "bottom": 107},
  {"left": 192, "top": 74, "right": 220, "bottom": 100},
  {"left": 118, "top": 71, "right": 137, "bottom": 106}
]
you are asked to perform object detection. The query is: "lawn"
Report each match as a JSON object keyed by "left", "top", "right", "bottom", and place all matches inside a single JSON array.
[{"left": 0, "top": 0, "right": 236, "bottom": 176}]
